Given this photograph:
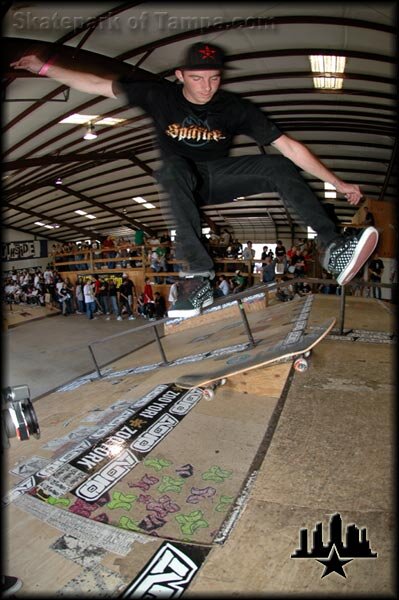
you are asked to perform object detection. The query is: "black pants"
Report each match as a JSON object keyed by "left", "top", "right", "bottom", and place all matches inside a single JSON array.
[
  {"left": 370, "top": 275, "right": 382, "bottom": 299},
  {"left": 156, "top": 155, "right": 338, "bottom": 272}
]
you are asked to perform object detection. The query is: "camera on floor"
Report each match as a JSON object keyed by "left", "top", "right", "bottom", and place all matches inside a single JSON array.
[{"left": 1, "top": 385, "right": 40, "bottom": 449}]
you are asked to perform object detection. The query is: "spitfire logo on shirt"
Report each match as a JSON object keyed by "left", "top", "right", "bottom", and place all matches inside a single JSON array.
[{"left": 166, "top": 115, "right": 226, "bottom": 147}]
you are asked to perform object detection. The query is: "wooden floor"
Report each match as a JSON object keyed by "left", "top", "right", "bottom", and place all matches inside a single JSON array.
[{"left": 3, "top": 294, "right": 396, "bottom": 597}]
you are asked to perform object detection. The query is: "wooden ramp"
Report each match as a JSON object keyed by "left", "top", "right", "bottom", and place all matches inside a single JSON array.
[
  {"left": 4, "top": 295, "right": 395, "bottom": 597},
  {"left": 4, "top": 297, "right": 312, "bottom": 597}
]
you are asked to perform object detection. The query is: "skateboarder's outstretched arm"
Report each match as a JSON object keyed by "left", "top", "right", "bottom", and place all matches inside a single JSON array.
[
  {"left": 10, "top": 53, "right": 116, "bottom": 98},
  {"left": 272, "top": 133, "right": 362, "bottom": 206}
]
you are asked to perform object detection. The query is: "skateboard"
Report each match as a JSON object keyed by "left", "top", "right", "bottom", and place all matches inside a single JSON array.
[{"left": 175, "top": 317, "right": 336, "bottom": 399}]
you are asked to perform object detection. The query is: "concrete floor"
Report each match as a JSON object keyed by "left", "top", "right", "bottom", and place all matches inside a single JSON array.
[
  {"left": 3, "top": 296, "right": 396, "bottom": 596},
  {"left": 4, "top": 312, "right": 162, "bottom": 400}
]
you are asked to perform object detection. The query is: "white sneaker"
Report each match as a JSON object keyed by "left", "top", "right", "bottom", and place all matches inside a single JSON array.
[
  {"left": 128, "top": 315, "right": 136, "bottom": 320},
  {"left": 106, "top": 317, "right": 111, "bottom": 321},
  {"left": 117, "top": 316, "right": 123, "bottom": 321}
]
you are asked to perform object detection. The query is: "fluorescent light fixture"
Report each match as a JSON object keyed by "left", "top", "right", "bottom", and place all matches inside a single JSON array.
[
  {"left": 96, "top": 117, "right": 126, "bottom": 125},
  {"left": 133, "top": 196, "right": 147, "bottom": 203},
  {"left": 60, "top": 113, "right": 99, "bottom": 124},
  {"left": 34, "top": 221, "right": 45, "bottom": 226},
  {"left": 55, "top": 177, "right": 62, "bottom": 185},
  {"left": 75, "top": 209, "right": 95, "bottom": 219},
  {"left": 309, "top": 55, "right": 346, "bottom": 90},
  {"left": 59, "top": 114, "right": 126, "bottom": 126},
  {"left": 313, "top": 76, "right": 344, "bottom": 90},
  {"left": 324, "top": 191, "right": 337, "bottom": 199},
  {"left": 83, "top": 123, "right": 97, "bottom": 140},
  {"left": 309, "top": 55, "right": 346, "bottom": 74},
  {"left": 143, "top": 203, "right": 155, "bottom": 209},
  {"left": 44, "top": 224, "right": 54, "bottom": 229}
]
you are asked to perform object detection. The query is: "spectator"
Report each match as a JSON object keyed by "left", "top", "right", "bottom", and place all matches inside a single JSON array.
[
  {"left": 261, "top": 245, "right": 269, "bottom": 261},
  {"left": 168, "top": 281, "right": 179, "bottom": 308},
  {"left": 149, "top": 249, "right": 162, "bottom": 283},
  {"left": 98, "top": 278, "right": 110, "bottom": 315},
  {"left": 262, "top": 256, "right": 276, "bottom": 283},
  {"left": 57, "top": 284, "right": 70, "bottom": 316},
  {"left": 242, "top": 241, "right": 255, "bottom": 272},
  {"left": 121, "top": 273, "right": 136, "bottom": 313},
  {"left": 117, "top": 278, "right": 135, "bottom": 321},
  {"left": 83, "top": 277, "right": 97, "bottom": 320},
  {"left": 64, "top": 277, "right": 74, "bottom": 313},
  {"left": 137, "top": 292, "right": 146, "bottom": 318},
  {"left": 143, "top": 277, "right": 156, "bottom": 319},
  {"left": 214, "top": 274, "right": 230, "bottom": 297},
  {"left": 154, "top": 291, "right": 167, "bottom": 319},
  {"left": 102, "top": 235, "right": 116, "bottom": 268},
  {"left": 361, "top": 205, "right": 375, "bottom": 227},
  {"left": 75, "top": 277, "right": 85, "bottom": 314},
  {"left": 368, "top": 251, "right": 384, "bottom": 300},
  {"left": 275, "top": 240, "right": 287, "bottom": 266},
  {"left": 232, "top": 270, "right": 246, "bottom": 294},
  {"left": 92, "top": 275, "right": 103, "bottom": 314},
  {"left": 220, "top": 229, "right": 231, "bottom": 248},
  {"left": 290, "top": 248, "right": 306, "bottom": 278},
  {"left": 134, "top": 229, "right": 145, "bottom": 246},
  {"left": 317, "top": 271, "right": 332, "bottom": 295},
  {"left": 107, "top": 278, "right": 120, "bottom": 320}
]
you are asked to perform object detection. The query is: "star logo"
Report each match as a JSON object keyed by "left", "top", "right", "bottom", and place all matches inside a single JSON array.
[
  {"left": 316, "top": 545, "right": 352, "bottom": 578},
  {"left": 291, "top": 513, "right": 377, "bottom": 580},
  {"left": 199, "top": 45, "right": 216, "bottom": 60}
]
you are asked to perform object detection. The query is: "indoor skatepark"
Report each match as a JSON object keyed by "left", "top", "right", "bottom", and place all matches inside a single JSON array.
[{"left": 2, "top": 2, "right": 396, "bottom": 596}]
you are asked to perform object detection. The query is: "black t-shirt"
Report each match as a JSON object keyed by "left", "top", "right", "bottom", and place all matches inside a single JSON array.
[{"left": 114, "top": 78, "right": 282, "bottom": 162}]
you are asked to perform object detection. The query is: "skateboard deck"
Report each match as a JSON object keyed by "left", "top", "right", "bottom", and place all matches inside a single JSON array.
[{"left": 175, "top": 317, "right": 336, "bottom": 393}]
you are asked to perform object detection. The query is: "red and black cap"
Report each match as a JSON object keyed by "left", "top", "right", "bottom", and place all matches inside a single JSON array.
[{"left": 177, "top": 42, "right": 230, "bottom": 70}]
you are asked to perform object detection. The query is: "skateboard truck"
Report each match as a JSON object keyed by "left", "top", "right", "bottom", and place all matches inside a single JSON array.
[{"left": 201, "top": 378, "right": 227, "bottom": 401}]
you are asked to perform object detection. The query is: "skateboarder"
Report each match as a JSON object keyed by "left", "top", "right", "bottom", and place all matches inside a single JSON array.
[{"left": 11, "top": 42, "right": 378, "bottom": 318}]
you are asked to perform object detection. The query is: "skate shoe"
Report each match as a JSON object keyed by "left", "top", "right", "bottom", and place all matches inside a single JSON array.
[
  {"left": 322, "top": 226, "right": 378, "bottom": 286},
  {"left": 168, "top": 276, "right": 214, "bottom": 318}
]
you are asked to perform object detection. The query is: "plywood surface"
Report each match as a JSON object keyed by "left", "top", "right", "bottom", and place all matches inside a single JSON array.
[{"left": 5, "top": 300, "right": 306, "bottom": 596}]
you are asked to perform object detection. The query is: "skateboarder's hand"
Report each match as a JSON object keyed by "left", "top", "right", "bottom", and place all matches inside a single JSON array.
[
  {"left": 10, "top": 54, "right": 44, "bottom": 74},
  {"left": 334, "top": 181, "right": 363, "bottom": 205}
]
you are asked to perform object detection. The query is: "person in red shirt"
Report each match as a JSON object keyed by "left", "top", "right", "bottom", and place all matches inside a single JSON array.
[{"left": 143, "top": 278, "right": 155, "bottom": 319}]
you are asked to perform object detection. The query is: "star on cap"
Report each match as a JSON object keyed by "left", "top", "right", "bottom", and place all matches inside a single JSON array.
[{"left": 199, "top": 45, "right": 216, "bottom": 60}]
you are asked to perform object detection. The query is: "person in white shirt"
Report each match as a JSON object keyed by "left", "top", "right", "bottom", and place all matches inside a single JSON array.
[
  {"left": 83, "top": 278, "right": 96, "bottom": 320},
  {"left": 215, "top": 274, "right": 230, "bottom": 297},
  {"left": 168, "top": 281, "right": 179, "bottom": 310}
]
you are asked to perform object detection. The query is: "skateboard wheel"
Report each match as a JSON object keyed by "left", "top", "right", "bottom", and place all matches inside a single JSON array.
[
  {"left": 294, "top": 357, "right": 308, "bottom": 372},
  {"left": 220, "top": 378, "right": 227, "bottom": 386},
  {"left": 303, "top": 350, "right": 311, "bottom": 358},
  {"left": 203, "top": 387, "right": 215, "bottom": 401}
]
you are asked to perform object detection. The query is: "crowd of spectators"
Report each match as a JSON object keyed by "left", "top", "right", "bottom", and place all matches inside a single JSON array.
[
  {"left": 7, "top": 229, "right": 382, "bottom": 321},
  {"left": 3, "top": 266, "right": 54, "bottom": 307},
  {"left": 2, "top": 266, "right": 168, "bottom": 322},
  {"left": 49, "top": 231, "right": 177, "bottom": 275}
]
